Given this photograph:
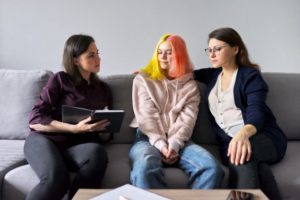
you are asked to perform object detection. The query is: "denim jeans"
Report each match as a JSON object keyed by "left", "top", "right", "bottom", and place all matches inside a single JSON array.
[{"left": 129, "top": 129, "right": 224, "bottom": 189}]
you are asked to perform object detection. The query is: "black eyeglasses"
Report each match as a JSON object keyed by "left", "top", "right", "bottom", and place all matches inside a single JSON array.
[{"left": 204, "top": 45, "right": 228, "bottom": 56}]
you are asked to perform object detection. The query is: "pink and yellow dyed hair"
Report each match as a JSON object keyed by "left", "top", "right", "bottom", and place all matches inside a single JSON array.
[{"left": 141, "top": 34, "right": 193, "bottom": 80}]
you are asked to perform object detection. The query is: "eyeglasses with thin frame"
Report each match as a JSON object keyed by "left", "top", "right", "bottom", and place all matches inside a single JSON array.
[{"left": 204, "top": 45, "right": 228, "bottom": 56}]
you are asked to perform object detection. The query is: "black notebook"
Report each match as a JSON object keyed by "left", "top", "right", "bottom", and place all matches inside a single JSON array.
[{"left": 61, "top": 105, "right": 125, "bottom": 133}]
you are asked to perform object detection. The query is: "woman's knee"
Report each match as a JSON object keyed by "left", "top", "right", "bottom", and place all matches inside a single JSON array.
[
  {"left": 250, "top": 134, "right": 278, "bottom": 163},
  {"left": 93, "top": 144, "right": 108, "bottom": 161},
  {"left": 85, "top": 144, "right": 108, "bottom": 170},
  {"left": 129, "top": 141, "right": 160, "bottom": 160},
  {"left": 207, "top": 156, "right": 223, "bottom": 170},
  {"left": 39, "top": 167, "right": 70, "bottom": 191},
  {"left": 73, "top": 144, "right": 108, "bottom": 184},
  {"left": 182, "top": 145, "right": 224, "bottom": 182},
  {"left": 183, "top": 144, "right": 221, "bottom": 168},
  {"left": 202, "top": 157, "right": 224, "bottom": 180},
  {"left": 137, "top": 152, "right": 162, "bottom": 169},
  {"left": 70, "top": 143, "right": 108, "bottom": 166},
  {"left": 131, "top": 149, "right": 162, "bottom": 177}
]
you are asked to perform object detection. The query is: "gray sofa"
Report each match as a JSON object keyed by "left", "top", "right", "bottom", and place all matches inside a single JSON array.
[{"left": 0, "top": 69, "right": 299, "bottom": 200}]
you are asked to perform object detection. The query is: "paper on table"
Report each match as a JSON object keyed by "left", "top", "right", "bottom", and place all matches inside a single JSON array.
[{"left": 90, "top": 184, "right": 170, "bottom": 200}]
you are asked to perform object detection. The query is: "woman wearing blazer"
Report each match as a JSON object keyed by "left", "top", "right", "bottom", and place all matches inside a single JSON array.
[{"left": 194, "top": 27, "right": 287, "bottom": 200}]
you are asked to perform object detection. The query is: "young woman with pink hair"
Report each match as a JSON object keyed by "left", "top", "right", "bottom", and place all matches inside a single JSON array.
[{"left": 129, "top": 34, "right": 224, "bottom": 189}]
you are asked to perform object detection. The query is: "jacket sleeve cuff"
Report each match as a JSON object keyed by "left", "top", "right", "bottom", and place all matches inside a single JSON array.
[
  {"left": 168, "top": 140, "right": 181, "bottom": 153},
  {"left": 153, "top": 140, "right": 167, "bottom": 152}
]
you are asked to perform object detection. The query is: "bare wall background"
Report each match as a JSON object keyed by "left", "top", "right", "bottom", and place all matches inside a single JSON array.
[{"left": 1, "top": 0, "right": 299, "bottom": 74}]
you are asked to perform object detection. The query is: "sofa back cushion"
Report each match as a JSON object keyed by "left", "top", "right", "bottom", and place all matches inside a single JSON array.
[
  {"left": 192, "top": 82, "right": 217, "bottom": 145},
  {"left": 0, "top": 69, "right": 53, "bottom": 139},
  {"left": 101, "top": 74, "right": 136, "bottom": 144},
  {"left": 263, "top": 73, "right": 300, "bottom": 140}
]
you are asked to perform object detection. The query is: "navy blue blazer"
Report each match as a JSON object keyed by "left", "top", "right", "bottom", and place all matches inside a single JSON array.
[{"left": 194, "top": 66, "right": 287, "bottom": 161}]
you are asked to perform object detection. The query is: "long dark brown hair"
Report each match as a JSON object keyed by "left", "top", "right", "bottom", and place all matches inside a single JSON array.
[
  {"left": 63, "top": 34, "right": 99, "bottom": 86},
  {"left": 208, "top": 27, "right": 260, "bottom": 70}
]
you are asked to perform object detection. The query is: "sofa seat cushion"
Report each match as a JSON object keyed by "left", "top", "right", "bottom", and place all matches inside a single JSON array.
[
  {"left": 0, "top": 140, "right": 25, "bottom": 173},
  {"left": 0, "top": 140, "right": 26, "bottom": 200},
  {"left": 101, "top": 144, "right": 132, "bottom": 188},
  {"left": 271, "top": 141, "right": 300, "bottom": 200},
  {"left": 2, "top": 164, "right": 36, "bottom": 200}
]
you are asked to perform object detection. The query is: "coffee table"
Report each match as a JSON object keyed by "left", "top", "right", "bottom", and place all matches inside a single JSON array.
[{"left": 73, "top": 188, "right": 268, "bottom": 200}]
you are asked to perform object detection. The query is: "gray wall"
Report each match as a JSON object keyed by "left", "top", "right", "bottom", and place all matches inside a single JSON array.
[{"left": 1, "top": 0, "right": 299, "bottom": 74}]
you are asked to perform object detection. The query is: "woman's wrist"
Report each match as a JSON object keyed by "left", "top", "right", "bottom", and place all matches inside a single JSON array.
[
  {"left": 68, "top": 124, "right": 77, "bottom": 133},
  {"left": 241, "top": 124, "right": 257, "bottom": 138}
]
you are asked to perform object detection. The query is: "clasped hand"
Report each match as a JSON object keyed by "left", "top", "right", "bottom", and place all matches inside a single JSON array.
[
  {"left": 73, "top": 117, "right": 110, "bottom": 133},
  {"left": 161, "top": 146, "right": 179, "bottom": 165}
]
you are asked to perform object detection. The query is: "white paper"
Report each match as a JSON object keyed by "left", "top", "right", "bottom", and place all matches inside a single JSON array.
[{"left": 90, "top": 184, "right": 171, "bottom": 200}]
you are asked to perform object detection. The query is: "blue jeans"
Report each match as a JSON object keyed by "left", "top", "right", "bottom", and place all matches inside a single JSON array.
[{"left": 129, "top": 129, "right": 224, "bottom": 189}]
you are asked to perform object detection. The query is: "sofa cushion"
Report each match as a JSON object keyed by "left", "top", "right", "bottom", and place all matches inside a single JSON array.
[
  {"left": 192, "top": 82, "right": 217, "bottom": 145},
  {"left": 0, "top": 69, "right": 53, "bottom": 139},
  {"left": 0, "top": 140, "right": 25, "bottom": 173},
  {"left": 101, "top": 75, "right": 136, "bottom": 144},
  {"left": 2, "top": 164, "right": 36, "bottom": 200},
  {"left": 271, "top": 141, "right": 300, "bottom": 200},
  {"left": 101, "top": 144, "right": 132, "bottom": 188},
  {"left": 0, "top": 140, "right": 26, "bottom": 200},
  {"left": 263, "top": 73, "right": 300, "bottom": 140}
]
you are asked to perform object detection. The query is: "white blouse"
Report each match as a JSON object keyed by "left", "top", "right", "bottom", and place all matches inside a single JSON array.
[{"left": 208, "top": 69, "right": 244, "bottom": 137}]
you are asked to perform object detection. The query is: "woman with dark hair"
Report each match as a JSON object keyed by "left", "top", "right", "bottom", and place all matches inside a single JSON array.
[
  {"left": 24, "top": 34, "right": 112, "bottom": 200},
  {"left": 194, "top": 27, "right": 287, "bottom": 199},
  {"left": 129, "top": 34, "right": 224, "bottom": 189}
]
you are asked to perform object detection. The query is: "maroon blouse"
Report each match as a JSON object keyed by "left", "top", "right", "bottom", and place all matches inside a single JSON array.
[{"left": 29, "top": 71, "right": 112, "bottom": 150}]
